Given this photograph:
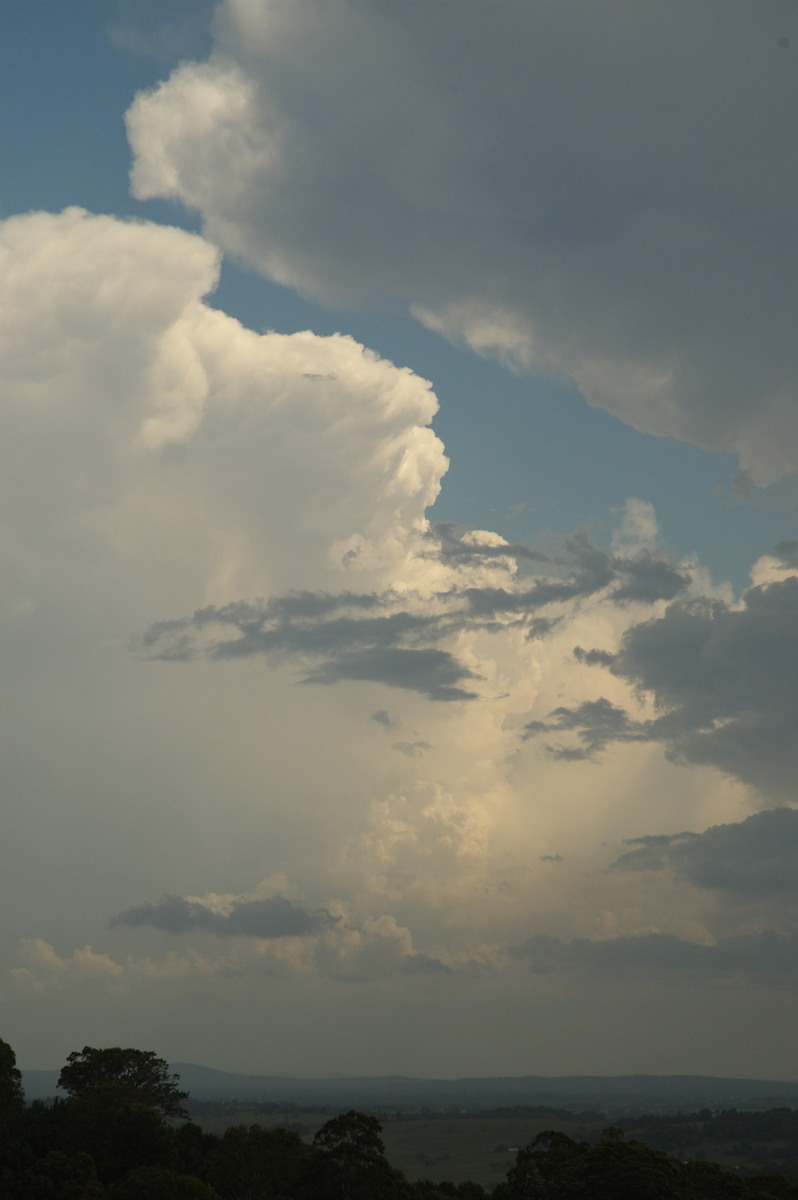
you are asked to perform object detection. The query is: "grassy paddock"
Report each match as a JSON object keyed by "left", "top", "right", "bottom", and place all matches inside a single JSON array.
[{"left": 190, "top": 1110, "right": 603, "bottom": 1189}]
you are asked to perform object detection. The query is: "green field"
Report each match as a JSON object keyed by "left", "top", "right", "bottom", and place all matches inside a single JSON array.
[
  {"left": 381, "top": 1116, "right": 604, "bottom": 1189},
  {"left": 191, "top": 1111, "right": 604, "bottom": 1189}
]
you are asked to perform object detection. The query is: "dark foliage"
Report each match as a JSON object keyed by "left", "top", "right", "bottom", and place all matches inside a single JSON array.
[
  {"left": 500, "top": 1127, "right": 798, "bottom": 1200},
  {"left": 58, "top": 1047, "right": 188, "bottom": 1118},
  {"left": 313, "top": 1109, "right": 411, "bottom": 1199},
  {"left": 206, "top": 1123, "right": 314, "bottom": 1200}
]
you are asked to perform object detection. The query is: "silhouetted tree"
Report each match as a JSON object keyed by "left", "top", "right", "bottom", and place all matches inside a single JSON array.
[
  {"left": 58, "top": 1047, "right": 187, "bottom": 1118},
  {"left": 0, "top": 1038, "right": 24, "bottom": 1123},
  {"left": 57, "top": 1046, "right": 187, "bottom": 1185},
  {"left": 313, "top": 1110, "right": 409, "bottom": 1200},
  {"left": 106, "top": 1164, "right": 219, "bottom": 1199},
  {"left": 577, "top": 1127, "right": 685, "bottom": 1200},
  {"left": 0, "top": 1038, "right": 27, "bottom": 1195},
  {"left": 207, "top": 1123, "right": 313, "bottom": 1200},
  {"left": 173, "top": 1120, "right": 218, "bottom": 1180},
  {"left": 21, "top": 1149, "right": 104, "bottom": 1200}
]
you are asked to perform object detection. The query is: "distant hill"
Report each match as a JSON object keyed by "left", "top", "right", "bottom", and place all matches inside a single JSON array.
[{"left": 20, "top": 1064, "right": 798, "bottom": 1114}]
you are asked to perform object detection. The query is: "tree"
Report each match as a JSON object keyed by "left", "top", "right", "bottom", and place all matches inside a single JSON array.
[
  {"left": 0, "top": 1037, "right": 25, "bottom": 1129},
  {"left": 58, "top": 1047, "right": 187, "bottom": 1118},
  {"left": 207, "top": 1123, "right": 313, "bottom": 1200},
  {"left": 505, "top": 1127, "right": 688, "bottom": 1200},
  {"left": 22, "top": 1150, "right": 104, "bottom": 1200},
  {"left": 173, "top": 1120, "right": 218, "bottom": 1180},
  {"left": 0, "top": 1038, "right": 26, "bottom": 1195},
  {"left": 505, "top": 1130, "right": 587, "bottom": 1200},
  {"left": 577, "top": 1128, "right": 685, "bottom": 1200},
  {"left": 313, "top": 1110, "right": 406, "bottom": 1200},
  {"left": 106, "top": 1165, "right": 219, "bottom": 1200}
]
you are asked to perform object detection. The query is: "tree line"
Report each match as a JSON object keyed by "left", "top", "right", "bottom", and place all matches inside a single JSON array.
[{"left": 2, "top": 1037, "right": 798, "bottom": 1199}]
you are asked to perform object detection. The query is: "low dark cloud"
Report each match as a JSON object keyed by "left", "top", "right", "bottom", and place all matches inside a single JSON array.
[
  {"left": 512, "top": 928, "right": 798, "bottom": 981},
  {"left": 404, "top": 952, "right": 452, "bottom": 975},
  {"left": 530, "top": 576, "right": 798, "bottom": 799},
  {"left": 134, "top": 527, "right": 690, "bottom": 702},
  {"left": 133, "top": 537, "right": 792, "bottom": 794},
  {"left": 136, "top": 591, "right": 385, "bottom": 663},
  {"left": 111, "top": 894, "right": 336, "bottom": 939},
  {"left": 302, "top": 648, "right": 480, "bottom": 702},
  {"left": 614, "top": 808, "right": 798, "bottom": 897},
  {"left": 435, "top": 526, "right": 690, "bottom": 610},
  {"left": 371, "top": 709, "right": 396, "bottom": 729},
  {"left": 610, "top": 552, "right": 689, "bottom": 604},
  {"left": 527, "top": 617, "right": 562, "bottom": 640},
  {"left": 392, "top": 740, "right": 432, "bottom": 758},
  {"left": 523, "top": 697, "right": 649, "bottom": 761},
  {"left": 135, "top": 591, "right": 477, "bottom": 699}
]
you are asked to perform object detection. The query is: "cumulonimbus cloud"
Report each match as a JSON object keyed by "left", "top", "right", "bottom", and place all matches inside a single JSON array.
[{"left": 6, "top": 195, "right": 798, "bottom": 1053}]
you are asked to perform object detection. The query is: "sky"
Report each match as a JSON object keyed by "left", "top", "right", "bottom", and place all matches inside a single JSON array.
[{"left": 2, "top": 0, "right": 798, "bottom": 1082}]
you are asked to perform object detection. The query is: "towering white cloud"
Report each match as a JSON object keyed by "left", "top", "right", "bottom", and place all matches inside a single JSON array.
[
  {"left": 1, "top": 204, "right": 794, "bottom": 1077},
  {"left": 0, "top": 206, "right": 453, "bottom": 984},
  {"left": 0, "top": 207, "right": 446, "bottom": 608}
]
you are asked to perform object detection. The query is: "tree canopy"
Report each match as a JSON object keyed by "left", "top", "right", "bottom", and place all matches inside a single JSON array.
[
  {"left": 505, "top": 1127, "right": 688, "bottom": 1200},
  {"left": 0, "top": 1037, "right": 24, "bottom": 1119},
  {"left": 57, "top": 1046, "right": 188, "bottom": 1118},
  {"left": 313, "top": 1110, "right": 404, "bottom": 1200}
]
